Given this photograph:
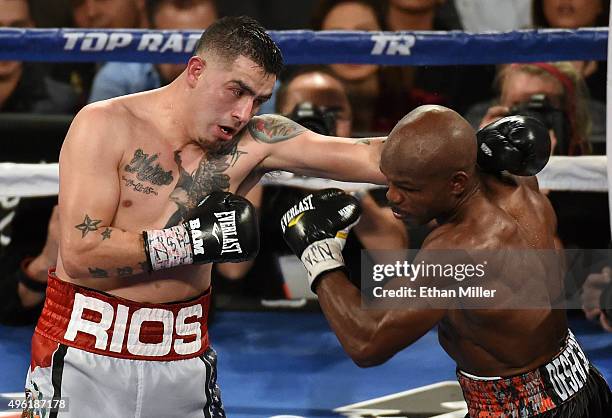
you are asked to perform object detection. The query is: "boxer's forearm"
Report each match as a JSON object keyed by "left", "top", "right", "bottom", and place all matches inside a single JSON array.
[
  {"left": 345, "top": 137, "right": 387, "bottom": 185},
  {"left": 315, "top": 270, "right": 390, "bottom": 367},
  {"left": 61, "top": 226, "right": 149, "bottom": 279},
  {"left": 316, "top": 271, "right": 445, "bottom": 367}
]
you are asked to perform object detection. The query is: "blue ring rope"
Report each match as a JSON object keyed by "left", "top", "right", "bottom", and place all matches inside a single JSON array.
[{"left": 0, "top": 28, "right": 606, "bottom": 65}]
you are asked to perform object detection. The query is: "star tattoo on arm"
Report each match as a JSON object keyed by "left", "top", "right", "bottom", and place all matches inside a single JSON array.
[
  {"left": 101, "top": 228, "right": 112, "bottom": 240},
  {"left": 75, "top": 214, "right": 102, "bottom": 238}
]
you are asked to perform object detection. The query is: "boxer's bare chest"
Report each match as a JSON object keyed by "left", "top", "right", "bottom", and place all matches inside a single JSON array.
[{"left": 112, "top": 133, "right": 263, "bottom": 231}]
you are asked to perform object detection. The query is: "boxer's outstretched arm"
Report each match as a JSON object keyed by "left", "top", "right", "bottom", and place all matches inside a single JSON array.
[
  {"left": 59, "top": 105, "right": 148, "bottom": 279},
  {"left": 314, "top": 271, "right": 445, "bottom": 367},
  {"left": 248, "top": 114, "right": 387, "bottom": 184}
]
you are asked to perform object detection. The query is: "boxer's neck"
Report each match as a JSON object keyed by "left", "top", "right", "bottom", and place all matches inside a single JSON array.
[{"left": 439, "top": 182, "right": 482, "bottom": 225}]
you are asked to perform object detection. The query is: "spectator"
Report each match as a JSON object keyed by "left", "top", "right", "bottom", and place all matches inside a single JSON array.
[
  {"left": 532, "top": 0, "right": 609, "bottom": 102},
  {"left": 0, "top": 0, "right": 76, "bottom": 113},
  {"left": 384, "top": 0, "right": 459, "bottom": 31},
  {"left": 469, "top": 62, "right": 599, "bottom": 155},
  {"left": 214, "top": 69, "right": 407, "bottom": 300},
  {"left": 382, "top": 0, "right": 496, "bottom": 116},
  {"left": 71, "top": 0, "right": 145, "bottom": 29},
  {"left": 311, "top": 0, "right": 458, "bottom": 134},
  {"left": 49, "top": 0, "right": 147, "bottom": 109},
  {"left": 89, "top": 0, "right": 218, "bottom": 103},
  {"left": 0, "top": 0, "right": 74, "bottom": 327}
]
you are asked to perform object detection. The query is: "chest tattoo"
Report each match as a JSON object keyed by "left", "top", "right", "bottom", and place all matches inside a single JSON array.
[
  {"left": 164, "top": 141, "right": 247, "bottom": 227},
  {"left": 124, "top": 149, "right": 174, "bottom": 186}
]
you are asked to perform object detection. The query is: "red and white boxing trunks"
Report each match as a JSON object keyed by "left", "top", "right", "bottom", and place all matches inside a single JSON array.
[{"left": 23, "top": 271, "right": 225, "bottom": 418}]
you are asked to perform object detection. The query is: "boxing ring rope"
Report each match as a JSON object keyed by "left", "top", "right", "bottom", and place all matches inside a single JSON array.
[
  {"left": 0, "top": 28, "right": 609, "bottom": 218},
  {"left": 0, "top": 157, "right": 607, "bottom": 198},
  {"left": 0, "top": 28, "right": 607, "bottom": 64}
]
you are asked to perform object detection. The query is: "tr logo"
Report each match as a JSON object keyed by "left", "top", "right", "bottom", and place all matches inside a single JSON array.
[{"left": 370, "top": 34, "right": 416, "bottom": 56}]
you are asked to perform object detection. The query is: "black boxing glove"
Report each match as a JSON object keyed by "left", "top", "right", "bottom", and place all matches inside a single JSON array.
[
  {"left": 477, "top": 116, "right": 551, "bottom": 176},
  {"left": 143, "top": 191, "right": 259, "bottom": 271},
  {"left": 281, "top": 189, "right": 361, "bottom": 292}
]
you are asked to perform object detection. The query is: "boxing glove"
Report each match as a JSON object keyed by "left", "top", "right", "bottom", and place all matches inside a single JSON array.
[
  {"left": 281, "top": 189, "right": 361, "bottom": 292},
  {"left": 477, "top": 116, "right": 551, "bottom": 176},
  {"left": 143, "top": 191, "right": 259, "bottom": 271}
]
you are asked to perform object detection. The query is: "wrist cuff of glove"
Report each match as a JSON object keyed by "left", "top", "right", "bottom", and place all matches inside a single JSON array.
[
  {"left": 143, "top": 224, "right": 194, "bottom": 271},
  {"left": 300, "top": 238, "right": 346, "bottom": 293}
]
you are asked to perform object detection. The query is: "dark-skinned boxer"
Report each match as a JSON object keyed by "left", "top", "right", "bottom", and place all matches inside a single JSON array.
[{"left": 282, "top": 107, "right": 612, "bottom": 418}]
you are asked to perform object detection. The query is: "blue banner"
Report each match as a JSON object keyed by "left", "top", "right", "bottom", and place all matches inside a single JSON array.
[{"left": 0, "top": 28, "right": 607, "bottom": 65}]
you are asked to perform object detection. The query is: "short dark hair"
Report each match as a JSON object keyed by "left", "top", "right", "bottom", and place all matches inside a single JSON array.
[{"left": 194, "top": 16, "right": 284, "bottom": 77}]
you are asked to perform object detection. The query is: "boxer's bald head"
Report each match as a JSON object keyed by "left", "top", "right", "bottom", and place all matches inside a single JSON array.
[
  {"left": 381, "top": 105, "right": 478, "bottom": 224},
  {"left": 383, "top": 105, "right": 476, "bottom": 178}
]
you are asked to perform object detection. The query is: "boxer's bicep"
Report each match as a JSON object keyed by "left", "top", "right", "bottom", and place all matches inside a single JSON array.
[{"left": 58, "top": 108, "right": 141, "bottom": 278}]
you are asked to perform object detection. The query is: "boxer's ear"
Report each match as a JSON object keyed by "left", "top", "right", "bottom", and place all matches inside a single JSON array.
[
  {"left": 449, "top": 171, "right": 469, "bottom": 195},
  {"left": 186, "top": 56, "right": 206, "bottom": 86}
]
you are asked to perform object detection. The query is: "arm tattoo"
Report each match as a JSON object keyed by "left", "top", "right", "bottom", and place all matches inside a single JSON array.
[
  {"left": 88, "top": 267, "right": 108, "bottom": 278},
  {"left": 117, "top": 267, "right": 133, "bottom": 277},
  {"left": 248, "top": 115, "right": 307, "bottom": 143},
  {"left": 75, "top": 214, "right": 102, "bottom": 238},
  {"left": 101, "top": 228, "right": 112, "bottom": 240},
  {"left": 124, "top": 149, "right": 173, "bottom": 186}
]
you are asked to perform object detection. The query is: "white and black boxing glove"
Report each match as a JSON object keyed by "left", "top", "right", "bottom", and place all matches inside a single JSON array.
[
  {"left": 281, "top": 189, "right": 361, "bottom": 292},
  {"left": 143, "top": 191, "right": 259, "bottom": 271}
]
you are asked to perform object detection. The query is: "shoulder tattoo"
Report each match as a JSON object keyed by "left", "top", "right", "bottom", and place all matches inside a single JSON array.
[{"left": 248, "top": 115, "right": 307, "bottom": 143}]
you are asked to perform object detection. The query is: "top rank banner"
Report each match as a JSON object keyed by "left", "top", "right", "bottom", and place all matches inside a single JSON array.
[{"left": 0, "top": 28, "right": 607, "bottom": 65}]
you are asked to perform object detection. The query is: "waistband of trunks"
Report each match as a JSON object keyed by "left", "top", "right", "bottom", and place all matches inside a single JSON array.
[
  {"left": 35, "top": 270, "right": 211, "bottom": 361},
  {"left": 457, "top": 330, "right": 591, "bottom": 417}
]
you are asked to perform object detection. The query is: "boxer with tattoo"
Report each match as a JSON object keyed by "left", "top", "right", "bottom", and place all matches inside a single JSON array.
[{"left": 24, "top": 16, "right": 386, "bottom": 418}]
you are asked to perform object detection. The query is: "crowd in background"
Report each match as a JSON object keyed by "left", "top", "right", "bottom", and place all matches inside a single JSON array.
[{"left": 1, "top": 0, "right": 611, "bottom": 332}]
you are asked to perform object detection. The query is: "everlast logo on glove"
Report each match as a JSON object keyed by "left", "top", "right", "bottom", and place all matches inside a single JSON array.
[
  {"left": 280, "top": 194, "right": 315, "bottom": 233},
  {"left": 214, "top": 211, "right": 242, "bottom": 254}
]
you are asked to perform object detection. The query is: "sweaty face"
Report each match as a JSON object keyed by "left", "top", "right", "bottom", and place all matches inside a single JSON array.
[
  {"left": 321, "top": 2, "right": 380, "bottom": 81},
  {"left": 0, "top": 0, "right": 32, "bottom": 78},
  {"left": 192, "top": 55, "right": 275, "bottom": 146},
  {"left": 72, "top": 0, "right": 142, "bottom": 28},
  {"left": 381, "top": 145, "right": 451, "bottom": 226},
  {"left": 543, "top": 0, "right": 603, "bottom": 28},
  {"left": 153, "top": 1, "right": 218, "bottom": 84}
]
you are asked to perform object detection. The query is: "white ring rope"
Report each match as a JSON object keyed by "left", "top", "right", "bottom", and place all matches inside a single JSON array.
[{"left": 0, "top": 156, "right": 607, "bottom": 198}]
